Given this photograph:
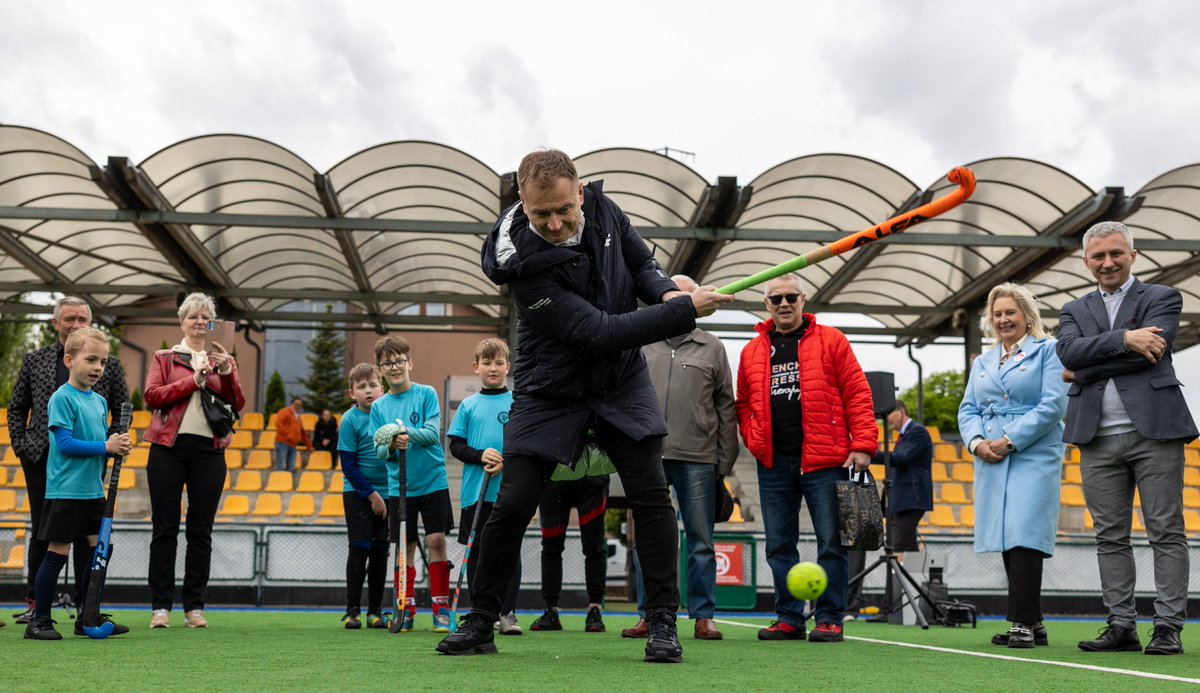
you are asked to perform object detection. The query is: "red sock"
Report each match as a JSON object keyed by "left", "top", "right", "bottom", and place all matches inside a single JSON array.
[
  {"left": 429, "top": 560, "right": 451, "bottom": 614},
  {"left": 406, "top": 566, "right": 416, "bottom": 611}
]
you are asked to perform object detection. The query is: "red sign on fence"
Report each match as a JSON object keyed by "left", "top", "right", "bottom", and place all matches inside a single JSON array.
[{"left": 714, "top": 542, "right": 744, "bottom": 586}]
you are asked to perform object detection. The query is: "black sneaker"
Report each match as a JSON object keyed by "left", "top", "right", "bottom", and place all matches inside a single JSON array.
[
  {"left": 24, "top": 615, "right": 62, "bottom": 641},
  {"left": 585, "top": 606, "right": 605, "bottom": 633},
  {"left": 644, "top": 609, "right": 683, "bottom": 663},
  {"left": 529, "top": 607, "right": 562, "bottom": 631},
  {"left": 436, "top": 613, "right": 498, "bottom": 656},
  {"left": 992, "top": 623, "right": 1048, "bottom": 647},
  {"left": 76, "top": 613, "right": 130, "bottom": 637}
]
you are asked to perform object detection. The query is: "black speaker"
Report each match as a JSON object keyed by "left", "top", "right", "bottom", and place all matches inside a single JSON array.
[{"left": 864, "top": 371, "right": 896, "bottom": 418}]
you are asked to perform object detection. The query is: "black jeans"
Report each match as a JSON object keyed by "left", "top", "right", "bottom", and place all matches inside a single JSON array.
[
  {"left": 538, "top": 475, "right": 609, "bottom": 606},
  {"left": 20, "top": 451, "right": 90, "bottom": 602},
  {"left": 147, "top": 435, "right": 227, "bottom": 612},
  {"left": 1002, "top": 546, "right": 1045, "bottom": 624},
  {"left": 469, "top": 417, "right": 678, "bottom": 620}
]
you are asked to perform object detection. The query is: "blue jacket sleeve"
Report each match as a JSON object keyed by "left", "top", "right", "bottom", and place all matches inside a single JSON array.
[
  {"left": 338, "top": 450, "right": 378, "bottom": 498},
  {"left": 52, "top": 427, "right": 108, "bottom": 457}
]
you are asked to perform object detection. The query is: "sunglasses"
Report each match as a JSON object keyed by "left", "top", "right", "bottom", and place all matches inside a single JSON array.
[{"left": 767, "top": 293, "right": 802, "bottom": 306}]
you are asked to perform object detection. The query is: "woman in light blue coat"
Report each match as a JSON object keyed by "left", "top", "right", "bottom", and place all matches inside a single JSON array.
[{"left": 959, "top": 283, "right": 1068, "bottom": 649}]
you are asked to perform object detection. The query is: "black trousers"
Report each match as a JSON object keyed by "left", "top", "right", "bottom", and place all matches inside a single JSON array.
[
  {"left": 538, "top": 475, "right": 609, "bottom": 606},
  {"left": 20, "top": 451, "right": 90, "bottom": 602},
  {"left": 469, "top": 417, "right": 678, "bottom": 620},
  {"left": 1002, "top": 546, "right": 1045, "bottom": 625},
  {"left": 147, "top": 435, "right": 227, "bottom": 612}
]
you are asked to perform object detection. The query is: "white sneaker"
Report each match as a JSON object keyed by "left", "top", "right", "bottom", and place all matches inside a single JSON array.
[
  {"left": 150, "top": 609, "right": 170, "bottom": 628},
  {"left": 498, "top": 610, "right": 524, "bottom": 635},
  {"left": 184, "top": 609, "right": 208, "bottom": 628}
]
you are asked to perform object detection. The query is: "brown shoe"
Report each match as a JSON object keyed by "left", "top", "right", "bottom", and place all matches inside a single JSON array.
[
  {"left": 694, "top": 618, "right": 723, "bottom": 640},
  {"left": 621, "top": 618, "right": 649, "bottom": 639}
]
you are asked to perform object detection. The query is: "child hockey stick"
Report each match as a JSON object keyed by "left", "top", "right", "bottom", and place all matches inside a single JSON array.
[
  {"left": 81, "top": 401, "right": 133, "bottom": 639},
  {"left": 388, "top": 421, "right": 408, "bottom": 633},
  {"left": 716, "top": 166, "right": 976, "bottom": 294},
  {"left": 450, "top": 471, "right": 494, "bottom": 632}
]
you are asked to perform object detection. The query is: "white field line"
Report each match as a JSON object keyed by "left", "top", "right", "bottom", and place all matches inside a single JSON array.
[{"left": 714, "top": 619, "right": 1200, "bottom": 686}]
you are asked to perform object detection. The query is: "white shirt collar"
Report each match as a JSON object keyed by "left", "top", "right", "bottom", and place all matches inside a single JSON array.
[{"left": 1099, "top": 274, "right": 1136, "bottom": 298}]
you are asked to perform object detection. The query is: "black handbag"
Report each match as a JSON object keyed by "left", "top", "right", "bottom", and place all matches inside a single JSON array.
[
  {"left": 199, "top": 387, "right": 239, "bottom": 438},
  {"left": 836, "top": 469, "right": 885, "bottom": 550},
  {"left": 715, "top": 475, "right": 736, "bottom": 523}
]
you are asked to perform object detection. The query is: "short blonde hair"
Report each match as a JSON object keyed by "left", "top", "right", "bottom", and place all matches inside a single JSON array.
[
  {"left": 474, "top": 338, "right": 509, "bottom": 362},
  {"left": 979, "top": 283, "right": 1049, "bottom": 344},
  {"left": 177, "top": 292, "right": 217, "bottom": 322},
  {"left": 64, "top": 326, "right": 109, "bottom": 357}
]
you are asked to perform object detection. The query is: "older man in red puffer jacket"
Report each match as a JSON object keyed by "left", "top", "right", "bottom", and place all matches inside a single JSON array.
[{"left": 736, "top": 274, "right": 877, "bottom": 644}]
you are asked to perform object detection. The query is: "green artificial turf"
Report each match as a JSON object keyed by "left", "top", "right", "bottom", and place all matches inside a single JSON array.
[{"left": 4, "top": 611, "right": 1199, "bottom": 691}]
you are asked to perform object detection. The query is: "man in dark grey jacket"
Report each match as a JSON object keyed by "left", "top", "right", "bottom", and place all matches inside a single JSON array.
[
  {"left": 436, "top": 149, "right": 732, "bottom": 663},
  {"left": 1058, "top": 221, "right": 1197, "bottom": 656},
  {"left": 624, "top": 274, "right": 737, "bottom": 641},
  {"left": 8, "top": 296, "right": 128, "bottom": 623}
]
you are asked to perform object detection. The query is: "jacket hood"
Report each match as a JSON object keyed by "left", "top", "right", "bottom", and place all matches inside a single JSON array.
[{"left": 481, "top": 181, "right": 604, "bottom": 285}]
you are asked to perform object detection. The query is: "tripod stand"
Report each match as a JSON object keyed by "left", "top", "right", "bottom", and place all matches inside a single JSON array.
[
  {"left": 53, "top": 543, "right": 84, "bottom": 621},
  {"left": 846, "top": 414, "right": 945, "bottom": 629}
]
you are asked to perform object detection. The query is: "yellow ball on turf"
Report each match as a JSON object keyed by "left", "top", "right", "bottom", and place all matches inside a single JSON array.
[{"left": 787, "top": 561, "right": 827, "bottom": 601}]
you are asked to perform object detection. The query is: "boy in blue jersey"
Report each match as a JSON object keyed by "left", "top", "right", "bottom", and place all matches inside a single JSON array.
[
  {"left": 446, "top": 338, "right": 523, "bottom": 635},
  {"left": 371, "top": 336, "right": 453, "bottom": 632},
  {"left": 336, "top": 363, "right": 388, "bottom": 629},
  {"left": 24, "top": 328, "right": 132, "bottom": 641}
]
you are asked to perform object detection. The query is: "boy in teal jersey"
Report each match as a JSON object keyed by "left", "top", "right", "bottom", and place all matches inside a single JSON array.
[
  {"left": 446, "top": 338, "right": 523, "bottom": 635},
  {"left": 371, "top": 336, "right": 453, "bottom": 632},
  {"left": 25, "top": 328, "right": 132, "bottom": 641},
  {"left": 336, "top": 363, "right": 389, "bottom": 629}
]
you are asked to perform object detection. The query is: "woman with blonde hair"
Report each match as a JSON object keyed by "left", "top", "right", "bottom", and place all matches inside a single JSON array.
[
  {"left": 958, "top": 283, "right": 1068, "bottom": 648},
  {"left": 143, "top": 292, "right": 245, "bottom": 629}
]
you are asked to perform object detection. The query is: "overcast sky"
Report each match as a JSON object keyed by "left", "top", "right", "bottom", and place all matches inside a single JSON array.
[{"left": 4, "top": 0, "right": 1200, "bottom": 409}]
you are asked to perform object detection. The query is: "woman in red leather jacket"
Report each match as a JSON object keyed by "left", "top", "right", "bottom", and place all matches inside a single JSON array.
[{"left": 143, "top": 292, "right": 245, "bottom": 629}]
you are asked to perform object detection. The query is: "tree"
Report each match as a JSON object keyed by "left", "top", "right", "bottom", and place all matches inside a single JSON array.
[
  {"left": 897, "top": 369, "right": 965, "bottom": 439},
  {"left": 0, "top": 306, "right": 33, "bottom": 405},
  {"left": 130, "top": 388, "right": 146, "bottom": 411},
  {"left": 298, "top": 305, "right": 350, "bottom": 413},
  {"left": 264, "top": 371, "right": 287, "bottom": 415}
]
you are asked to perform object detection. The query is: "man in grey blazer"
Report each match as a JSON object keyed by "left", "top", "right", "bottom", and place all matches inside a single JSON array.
[{"left": 1057, "top": 221, "right": 1197, "bottom": 656}]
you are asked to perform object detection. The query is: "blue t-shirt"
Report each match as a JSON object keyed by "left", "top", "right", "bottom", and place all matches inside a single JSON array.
[
  {"left": 447, "top": 390, "right": 511, "bottom": 506},
  {"left": 46, "top": 383, "right": 109, "bottom": 500},
  {"left": 370, "top": 383, "right": 447, "bottom": 498},
  {"left": 338, "top": 406, "right": 389, "bottom": 495}
]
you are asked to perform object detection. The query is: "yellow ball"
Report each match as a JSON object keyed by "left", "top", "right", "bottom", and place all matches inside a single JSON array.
[{"left": 787, "top": 561, "right": 827, "bottom": 601}]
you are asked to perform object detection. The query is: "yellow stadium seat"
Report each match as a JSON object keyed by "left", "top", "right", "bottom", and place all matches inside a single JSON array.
[
  {"left": 0, "top": 428, "right": 9, "bottom": 446},
  {"left": 327, "top": 472, "right": 344, "bottom": 493},
  {"left": 1133, "top": 510, "right": 1147, "bottom": 533},
  {"left": 124, "top": 447, "right": 149, "bottom": 469},
  {"left": 256, "top": 431, "right": 277, "bottom": 450},
  {"left": 223, "top": 474, "right": 230, "bottom": 491},
  {"left": 2, "top": 544, "right": 25, "bottom": 570},
  {"left": 1065, "top": 446, "right": 1081, "bottom": 464},
  {"left": 958, "top": 505, "right": 975, "bottom": 528},
  {"left": 1063, "top": 466, "right": 1083, "bottom": 485},
  {"left": 17, "top": 492, "right": 29, "bottom": 513},
  {"left": 3, "top": 447, "right": 21, "bottom": 466},
  {"left": 951, "top": 463, "right": 974, "bottom": 483},
  {"left": 117, "top": 469, "right": 136, "bottom": 490},
  {"left": 266, "top": 413, "right": 278, "bottom": 431},
  {"left": 931, "top": 464, "right": 950, "bottom": 483},
  {"left": 869, "top": 464, "right": 885, "bottom": 481},
  {"left": 927, "top": 427, "right": 942, "bottom": 444},
  {"left": 1060, "top": 485, "right": 1087, "bottom": 507},
  {"left": 240, "top": 412, "right": 265, "bottom": 431},
  {"left": 297, "top": 471, "right": 325, "bottom": 493},
  {"left": 217, "top": 495, "right": 250, "bottom": 517},
  {"left": 1184, "top": 510, "right": 1200, "bottom": 534},
  {"left": 0, "top": 407, "right": 6, "bottom": 425},
  {"left": 11, "top": 468, "right": 26, "bottom": 489},
  {"left": 306, "top": 451, "right": 332, "bottom": 471},
  {"left": 1185, "top": 468, "right": 1200, "bottom": 487},
  {"left": 265, "top": 471, "right": 294, "bottom": 493},
  {"left": 225, "top": 449, "right": 243, "bottom": 469},
  {"left": 928, "top": 506, "right": 957, "bottom": 527},
  {"left": 1184, "top": 488, "right": 1200, "bottom": 509},
  {"left": 0, "top": 489, "right": 16, "bottom": 513},
  {"left": 229, "top": 431, "right": 254, "bottom": 450},
  {"left": 0, "top": 468, "right": 6, "bottom": 486},
  {"left": 252, "top": 493, "right": 282, "bottom": 517},
  {"left": 1083, "top": 509, "right": 1094, "bottom": 531},
  {"left": 1186, "top": 448, "right": 1200, "bottom": 468},
  {"left": 301, "top": 413, "right": 317, "bottom": 430},
  {"left": 940, "top": 483, "right": 970, "bottom": 505},
  {"left": 131, "top": 410, "right": 152, "bottom": 430},
  {"left": 285, "top": 494, "right": 315, "bottom": 517},
  {"left": 933, "top": 444, "right": 959, "bottom": 463},
  {"left": 245, "top": 450, "right": 272, "bottom": 470},
  {"left": 318, "top": 494, "right": 344, "bottom": 518},
  {"left": 233, "top": 471, "right": 263, "bottom": 493},
  {"left": 728, "top": 502, "right": 746, "bottom": 523}
]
